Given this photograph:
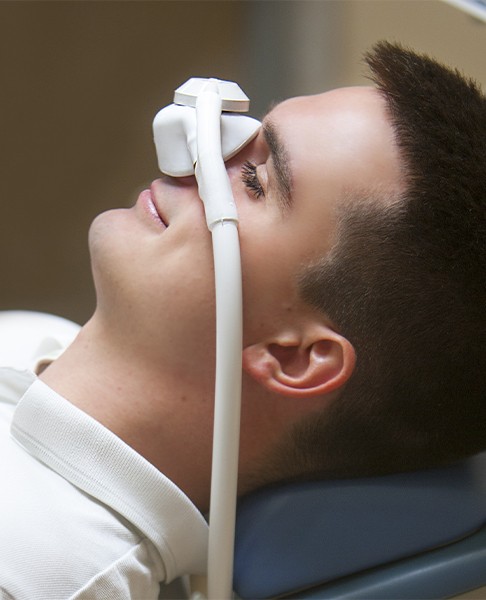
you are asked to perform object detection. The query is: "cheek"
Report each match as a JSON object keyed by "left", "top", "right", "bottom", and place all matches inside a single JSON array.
[{"left": 239, "top": 225, "right": 305, "bottom": 341}]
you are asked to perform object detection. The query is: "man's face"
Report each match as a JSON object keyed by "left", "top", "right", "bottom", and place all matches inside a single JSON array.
[
  {"left": 88, "top": 86, "right": 402, "bottom": 487},
  {"left": 90, "top": 86, "right": 401, "bottom": 355}
]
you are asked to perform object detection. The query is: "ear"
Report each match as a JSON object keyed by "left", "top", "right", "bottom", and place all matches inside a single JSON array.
[{"left": 242, "top": 325, "right": 356, "bottom": 399}]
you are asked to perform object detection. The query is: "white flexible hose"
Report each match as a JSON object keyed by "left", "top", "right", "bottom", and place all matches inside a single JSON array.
[
  {"left": 195, "top": 81, "right": 243, "bottom": 600},
  {"left": 207, "top": 223, "right": 242, "bottom": 599}
]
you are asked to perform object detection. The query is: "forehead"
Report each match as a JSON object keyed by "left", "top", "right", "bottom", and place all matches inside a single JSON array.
[
  {"left": 264, "top": 86, "right": 403, "bottom": 199},
  {"left": 266, "top": 86, "right": 385, "bottom": 127}
]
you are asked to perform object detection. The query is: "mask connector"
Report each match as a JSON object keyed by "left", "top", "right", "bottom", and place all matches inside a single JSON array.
[{"left": 174, "top": 77, "right": 251, "bottom": 112}]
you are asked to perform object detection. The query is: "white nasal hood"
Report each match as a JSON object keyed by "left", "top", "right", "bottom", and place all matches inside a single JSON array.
[{"left": 153, "top": 78, "right": 261, "bottom": 177}]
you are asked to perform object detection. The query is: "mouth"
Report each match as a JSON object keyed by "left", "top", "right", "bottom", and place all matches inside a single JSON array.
[
  {"left": 151, "top": 195, "right": 168, "bottom": 227},
  {"left": 138, "top": 187, "right": 168, "bottom": 229}
]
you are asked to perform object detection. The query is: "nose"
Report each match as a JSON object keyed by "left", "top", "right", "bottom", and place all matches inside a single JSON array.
[
  {"left": 172, "top": 174, "right": 197, "bottom": 187},
  {"left": 160, "top": 173, "right": 197, "bottom": 190}
]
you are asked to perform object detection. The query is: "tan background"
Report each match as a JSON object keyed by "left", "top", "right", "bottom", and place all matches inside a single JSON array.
[{"left": 1, "top": 0, "right": 484, "bottom": 324}]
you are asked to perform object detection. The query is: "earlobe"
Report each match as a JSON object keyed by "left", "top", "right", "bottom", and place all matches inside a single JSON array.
[{"left": 243, "top": 327, "right": 356, "bottom": 399}]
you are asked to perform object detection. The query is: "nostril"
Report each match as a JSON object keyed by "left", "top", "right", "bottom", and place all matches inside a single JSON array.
[
  {"left": 177, "top": 175, "right": 197, "bottom": 187},
  {"left": 161, "top": 174, "right": 196, "bottom": 188}
]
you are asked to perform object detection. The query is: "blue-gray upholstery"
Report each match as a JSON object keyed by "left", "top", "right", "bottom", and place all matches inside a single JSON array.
[{"left": 234, "top": 452, "right": 486, "bottom": 599}]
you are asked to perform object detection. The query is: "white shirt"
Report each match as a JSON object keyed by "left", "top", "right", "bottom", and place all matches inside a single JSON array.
[{"left": 0, "top": 311, "right": 208, "bottom": 599}]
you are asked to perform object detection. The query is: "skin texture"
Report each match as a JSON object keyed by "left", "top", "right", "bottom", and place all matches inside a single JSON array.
[{"left": 40, "top": 86, "right": 403, "bottom": 511}]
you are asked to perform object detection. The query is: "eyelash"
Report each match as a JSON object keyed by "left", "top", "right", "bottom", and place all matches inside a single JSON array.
[{"left": 241, "top": 161, "right": 265, "bottom": 199}]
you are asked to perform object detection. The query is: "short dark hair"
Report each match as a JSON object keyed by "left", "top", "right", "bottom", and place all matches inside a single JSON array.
[{"left": 290, "top": 41, "right": 486, "bottom": 479}]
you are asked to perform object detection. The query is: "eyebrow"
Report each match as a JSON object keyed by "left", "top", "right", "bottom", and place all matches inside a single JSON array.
[{"left": 262, "top": 119, "right": 293, "bottom": 211}]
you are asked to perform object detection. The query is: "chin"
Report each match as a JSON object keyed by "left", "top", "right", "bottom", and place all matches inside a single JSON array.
[
  {"left": 88, "top": 210, "right": 133, "bottom": 315},
  {"left": 89, "top": 209, "right": 125, "bottom": 255}
]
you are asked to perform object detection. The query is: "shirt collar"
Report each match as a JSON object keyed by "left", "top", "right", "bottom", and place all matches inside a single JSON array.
[{"left": 11, "top": 378, "right": 209, "bottom": 580}]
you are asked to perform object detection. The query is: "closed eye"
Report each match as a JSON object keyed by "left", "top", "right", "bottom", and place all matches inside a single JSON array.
[{"left": 241, "top": 161, "right": 265, "bottom": 199}]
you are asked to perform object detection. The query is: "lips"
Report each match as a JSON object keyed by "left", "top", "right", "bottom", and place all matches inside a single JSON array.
[
  {"left": 150, "top": 195, "right": 167, "bottom": 227},
  {"left": 138, "top": 188, "right": 167, "bottom": 229},
  {"left": 150, "top": 181, "right": 169, "bottom": 227}
]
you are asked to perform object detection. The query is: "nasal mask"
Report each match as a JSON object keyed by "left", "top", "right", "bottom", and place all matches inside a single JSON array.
[
  {"left": 154, "top": 78, "right": 260, "bottom": 224},
  {"left": 153, "top": 78, "right": 261, "bottom": 599}
]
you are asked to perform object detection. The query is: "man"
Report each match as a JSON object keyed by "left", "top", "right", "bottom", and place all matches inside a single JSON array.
[{"left": 1, "top": 41, "right": 484, "bottom": 598}]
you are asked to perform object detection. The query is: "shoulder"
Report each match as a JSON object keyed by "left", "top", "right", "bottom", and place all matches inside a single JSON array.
[
  {"left": 0, "top": 310, "right": 81, "bottom": 371},
  {"left": 0, "top": 434, "right": 162, "bottom": 598}
]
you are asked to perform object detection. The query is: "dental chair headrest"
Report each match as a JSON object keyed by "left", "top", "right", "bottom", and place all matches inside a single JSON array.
[{"left": 234, "top": 452, "right": 486, "bottom": 599}]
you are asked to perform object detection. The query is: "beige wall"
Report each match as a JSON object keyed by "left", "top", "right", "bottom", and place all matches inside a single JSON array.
[
  {"left": 1, "top": 1, "right": 484, "bottom": 324},
  {"left": 340, "top": 0, "right": 486, "bottom": 87},
  {"left": 251, "top": 0, "right": 486, "bottom": 97}
]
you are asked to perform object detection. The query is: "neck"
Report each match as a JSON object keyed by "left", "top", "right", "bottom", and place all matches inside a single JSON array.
[{"left": 39, "top": 315, "right": 214, "bottom": 511}]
